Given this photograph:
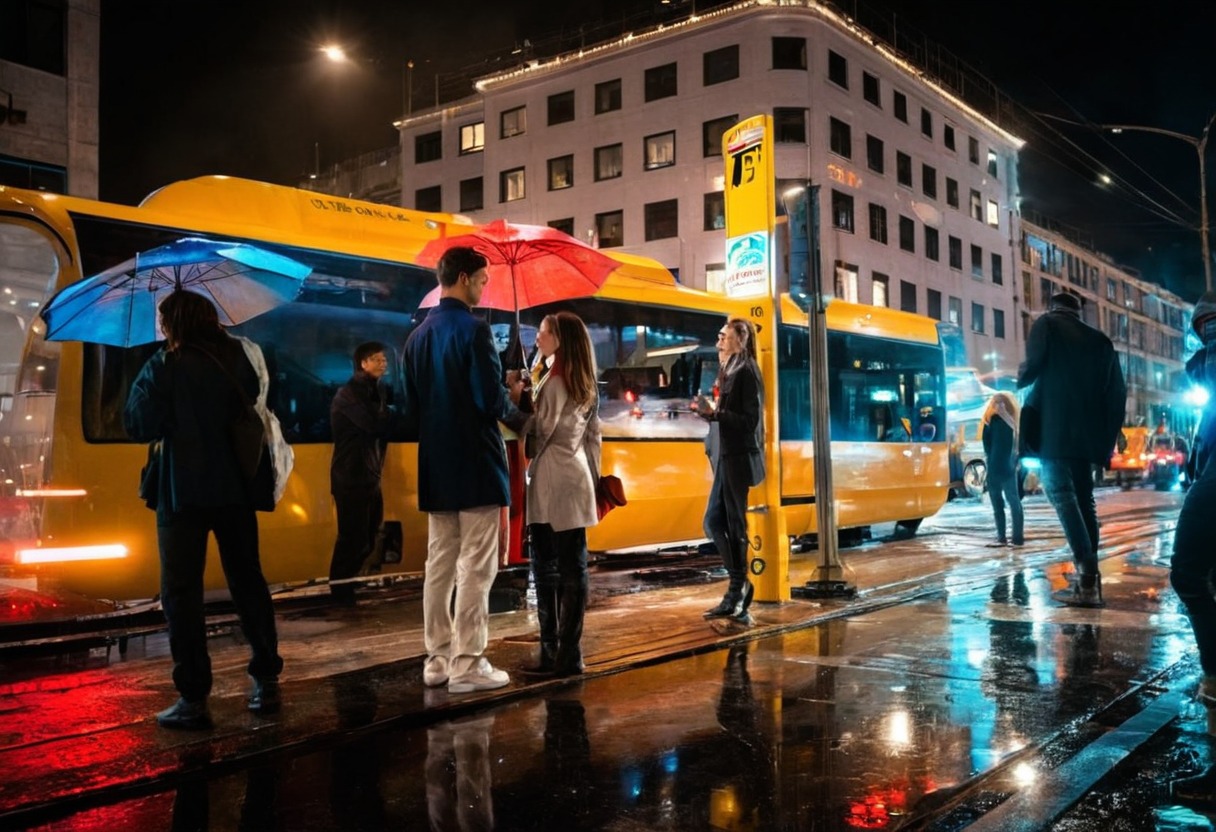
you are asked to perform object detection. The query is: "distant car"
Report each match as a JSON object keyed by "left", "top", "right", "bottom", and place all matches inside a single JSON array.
[{"left": 1148, "top": 433, "right": 1187, "bottom": 491}]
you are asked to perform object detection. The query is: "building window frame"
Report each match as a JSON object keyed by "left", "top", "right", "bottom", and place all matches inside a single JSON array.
[
  {"left": 459, "top": 122, "right": 485, "bottom": 155},
  {"left": 499, "top": 167, "right": 526, "bottom": 202},
  {"left": 703, "top": 44, "right": 739, "bottom": 86},
  {"left": 500, "top": 105, "right": 526, "bottom": 139},
  {"left": 644, "top": 62, "right": 678, "bottom": 102},
  {"left": 547, "top": 154, "right": 574, "bottom": 190},
  {"left": 644, "top": 130, "right": 676, "bottom": 170},
  {"left": 594, "top": 143, "right": 623, "bottom": 181}
]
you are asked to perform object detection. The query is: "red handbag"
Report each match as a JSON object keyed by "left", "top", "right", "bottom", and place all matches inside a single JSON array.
[{"left": 595, "top": 474, "right": 627, "bottom": 520}]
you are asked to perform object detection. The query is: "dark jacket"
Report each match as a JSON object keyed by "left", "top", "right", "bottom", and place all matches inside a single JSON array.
[
  {"left": 125, "top": 332, "right": 273, "bottom": 514},
  {"left": 403, "top": 297, "right": 525, "bottom": 512},
  {"left": 1017, "top": 307, "right": 1126, "bottom": 465},
  {"left": 982, "top": 415, "right": 1017, "bottom": 480},
  {"left": 330, "top": 371, "right": 391, "bottom": 493},
  {"left": 712, "top": 357, "right": 762, "bottom": 458}
]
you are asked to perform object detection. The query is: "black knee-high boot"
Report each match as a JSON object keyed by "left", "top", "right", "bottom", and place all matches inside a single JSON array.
[
  {"left": 554, "top": 574, "right": 588, "bottom": 675},
  {"left": 732, "top": 539, "right": 754, "bottom": 621},
  {"left": 705, "top": 529, "right": 744, "bottom": 618},
  {"left": 533, "top": 576, "right": 559, "bottom": 672}
]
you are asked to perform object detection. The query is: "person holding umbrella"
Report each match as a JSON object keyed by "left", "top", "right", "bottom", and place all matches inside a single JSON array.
[
  {"left": 124, "top": 289, "right": 283, "bottom": 729},
  {"left": 404, "top": 246, "right": 528, "bottom": 694},
  {"left": 522, "top": 311, "right": 602, "bottom": 677}
]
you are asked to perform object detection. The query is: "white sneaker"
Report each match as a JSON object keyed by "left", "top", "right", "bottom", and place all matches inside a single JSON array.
[
  {"left": 423, "top": 655, "right": 449, "bottom": 687},
  {"left": 447, "top": 658, "right": 509, "bottom": 693}
]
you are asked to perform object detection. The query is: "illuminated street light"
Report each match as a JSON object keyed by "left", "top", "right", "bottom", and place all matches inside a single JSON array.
[
  {"left": 1105, "top": 113, "right": 1216, "bottom": 292},
  {"left": 320, "top": 44, "right": 347, "bottom": 63}
]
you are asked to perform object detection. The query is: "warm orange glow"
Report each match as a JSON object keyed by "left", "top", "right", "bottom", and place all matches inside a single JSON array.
[
  {"left": 15, "top": 488, "right": 88, "bottom": 498},
  {"left": 16, "top": 544, "right": 128, "bottom": 564}
]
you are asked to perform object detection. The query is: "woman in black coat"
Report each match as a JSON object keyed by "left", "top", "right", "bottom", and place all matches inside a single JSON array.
[
  {"left": 125, "top": 289, "right": 282, "bottom": 729},
  {"left": 694, "top": 317, "right": 764, "bottom": 624},
  {"left": 981, "top": 391, "right": 1024, "bottom": 546}
]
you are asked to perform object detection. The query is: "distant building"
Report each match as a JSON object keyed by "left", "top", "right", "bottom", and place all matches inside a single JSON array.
[
  {"left": 1020, "top": 215, "right": 1192, "bottom": 430},
  {"left": 384, "top": 1, "right": 1025, "bottom": 370},
  {"left": 0, "top": 0, "right": 99, "bottom": 198}
]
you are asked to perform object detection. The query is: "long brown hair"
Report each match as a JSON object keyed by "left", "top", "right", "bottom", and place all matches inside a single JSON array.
[
  {"left": 982, "top": 390, "right": 1020, "bottom": 425},
  {"left": 544, "top": 311, "right": 597, "bottom": 409},
  {"left": 159, "top": 289, "right": 222, "bottom": 352}
]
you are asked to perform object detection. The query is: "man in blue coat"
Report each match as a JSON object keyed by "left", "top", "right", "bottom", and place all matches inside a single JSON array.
[
  {"left": 1017, "top": 292, "right": 1126, "bottom": 606},
  {"left": 404, "top": 247, "right": 526, "bottom": 693}
]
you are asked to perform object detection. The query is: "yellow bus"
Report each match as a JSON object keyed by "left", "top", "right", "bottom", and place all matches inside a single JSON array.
[{"left": 0, "top": 177, "right": 949, "bottom": 612}]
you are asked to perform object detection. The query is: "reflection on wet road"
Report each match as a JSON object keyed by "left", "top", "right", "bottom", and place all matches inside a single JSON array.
[{"left": 17, "top": 489, "right": 1206, "bottom": 830}]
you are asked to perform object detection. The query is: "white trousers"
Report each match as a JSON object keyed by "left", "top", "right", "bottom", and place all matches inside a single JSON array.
[{"left": 423, "top": 505, "right": 501, "bottom": 678}]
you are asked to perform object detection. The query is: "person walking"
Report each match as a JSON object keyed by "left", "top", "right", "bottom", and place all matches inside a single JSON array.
[
  {"left": 981, "top": 391, "right": 1024, "bottom": 547},
  {"left": 695, "top": 316, "right": 764, "bottom": 624},
  {"left": 327, "top": 341, "right": 393, "bottom": 605},
  {"left": 403, "top": 246, "right": 526, "bottom": 694},
  {"left": 1017, "top": 292, "right": 1125, "bottom": 607},
  {"left": 522, "top": 311, "right": 601, "bottom": 677},
  {"left": 125, "top": 289, "right": 283, "bottom": 729},
  {"left": 1169, "top": 292, "right": 1216, "bottom": 806}
]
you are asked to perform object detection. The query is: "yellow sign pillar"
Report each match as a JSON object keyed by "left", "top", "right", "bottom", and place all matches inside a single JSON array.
[{"left": 722, "top": 115, "right": 790, "bottom": 604}]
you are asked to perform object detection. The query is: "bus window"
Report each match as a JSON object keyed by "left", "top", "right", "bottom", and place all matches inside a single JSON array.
[
  {"left": 79, "top": 227, "right": 435, "bottom": 443},
  {"left": 0, "top": 223, "right": 62, "bottom": 495},
  {"left": 777, "top": 324, "right": 944, "bottom": 442}
]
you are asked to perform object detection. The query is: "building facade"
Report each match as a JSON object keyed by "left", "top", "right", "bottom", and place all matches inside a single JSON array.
[
  {"left": 1020, "top": 218, "right": 1192, "bottom": 431},
  {"left": 0, "top": 0, "right": 100, "bottom": 198},
  {"left": 393, "top": 1, "right": 1025, "bottom": 373}
]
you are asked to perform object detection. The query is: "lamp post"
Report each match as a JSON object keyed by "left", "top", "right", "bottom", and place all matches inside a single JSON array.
[{"left": 1104, "top": 112, "right": 1216, "bottom": 292}]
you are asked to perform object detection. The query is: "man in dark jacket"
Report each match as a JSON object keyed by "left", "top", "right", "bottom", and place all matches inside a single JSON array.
[
  {"left": 403, "top": 247, "right": 526, "bottom": 694},
  {"left": 328, "top": 341, "right": 392, "bottom": 605},
  {"left": 125, "top": 289, "right": 282, "bottom": 729},
  {"left": 1017, "top": 292, "right": 1126, "bottom": 606}
]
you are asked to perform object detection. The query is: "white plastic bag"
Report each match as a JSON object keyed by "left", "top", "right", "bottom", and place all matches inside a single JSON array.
[{"left": 237, "top": 336, "right": 294, "bottom": 504}]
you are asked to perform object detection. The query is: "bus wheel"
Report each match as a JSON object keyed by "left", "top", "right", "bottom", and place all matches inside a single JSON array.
[
  {"left": 963, "top": 461, "right": 986, "bottom": 498},
  {"left": 894, "top": 518, "right": 923, "bottom": 536}
]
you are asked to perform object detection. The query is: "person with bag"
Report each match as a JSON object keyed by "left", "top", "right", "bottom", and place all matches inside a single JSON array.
[
  {"left": 124, "top": 289, "right": 283, "bottom": 730},
  {"left": 1016, "top": 292, "right": 1125, "bottom": 607},
  {"left": 980, "top": 391, "right": 1024, "bottom": 547},
  {"left": 521, "top": 311, "right": 602, "bottom": 678},
  {"left": 693, "top": 316, "right": 764, "bottom": 625},
  {"left": 328, "top": 341, "right": 393, "bottom": 606}
]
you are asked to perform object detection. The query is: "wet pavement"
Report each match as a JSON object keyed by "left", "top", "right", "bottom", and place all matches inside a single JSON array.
[{"left": 2, "top": 487, "right": 1211, "bottom": 830}]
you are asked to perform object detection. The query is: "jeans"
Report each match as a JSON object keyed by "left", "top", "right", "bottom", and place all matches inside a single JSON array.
[
  {"left": 1171, "top": 466, "right": 1216, "bottom": 676},
  {"left": 1039, "top": 458, "right": 1100, "bottom": 577},
  {"left": 988, "top": 472, "right": 1024, "bottom": 544},
  {"left": 423, "top": 506, "right": 501, "bottom": 679},
  {"left": 158, "top": 505, "right": 282, "bottom": 701}
]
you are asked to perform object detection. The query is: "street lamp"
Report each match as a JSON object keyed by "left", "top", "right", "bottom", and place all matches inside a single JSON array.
[{"left": 1105, "top": 112, "right": 1216, "bottom": 291}]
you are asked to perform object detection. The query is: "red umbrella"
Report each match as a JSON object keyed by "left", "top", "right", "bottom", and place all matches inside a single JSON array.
[{"left": 416, "top": 219, "right": 620, "bottom": 313}]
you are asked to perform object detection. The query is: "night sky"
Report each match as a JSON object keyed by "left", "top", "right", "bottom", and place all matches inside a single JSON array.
[{"left": 100, "top": 0, "right": 1216, "bottom": 300}]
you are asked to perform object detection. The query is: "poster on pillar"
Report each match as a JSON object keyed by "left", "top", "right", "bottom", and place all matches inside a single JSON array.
[{"left": 722, "top": 114, "right": 775, "bottom": 299}]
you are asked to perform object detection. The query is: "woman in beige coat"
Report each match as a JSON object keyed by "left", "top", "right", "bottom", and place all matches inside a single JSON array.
[{"left": 523, "top": 311, "right": 602, "bottom": 677}]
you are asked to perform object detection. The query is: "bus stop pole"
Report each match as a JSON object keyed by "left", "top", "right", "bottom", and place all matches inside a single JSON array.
[{"left": 800, "top": 184, "right": 853, "bottom": 597}]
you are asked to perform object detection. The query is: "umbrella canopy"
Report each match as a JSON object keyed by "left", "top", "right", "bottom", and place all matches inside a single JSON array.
[
  {"left": 416, "top": 219, "right": 619, "bottom": 312},
  {"left": 41, "top": 238, "right": 312, "bottom": 347}
]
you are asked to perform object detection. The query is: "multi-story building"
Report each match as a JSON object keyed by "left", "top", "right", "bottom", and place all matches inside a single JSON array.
[
  {"left": 393, "top": 1, "right": 1025, "bottom": 371},
  {"left": 0, "top": 0, "right": 99, "bottom": 198},
  {"left": 1020, "top": 216, "right": 1192, "bottom": 430}
]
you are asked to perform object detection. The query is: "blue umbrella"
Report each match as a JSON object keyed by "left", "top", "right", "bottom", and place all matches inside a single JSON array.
[{"left": 41, "top": 238, "right": 312, "bottom": 347}]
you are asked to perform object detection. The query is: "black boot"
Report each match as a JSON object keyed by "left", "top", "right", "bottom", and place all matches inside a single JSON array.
[
  {"left": 730, "top": 579, "right": 755, "bottom": 624},
  {"left": 707, "top": 571, "right": 745, "bottom": 619},
  {"left": 553, "top": 575, "right": 588, "bottom": 676},
  {"left": 525, "top": 578, "right": 559, "bottom": 674}
]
